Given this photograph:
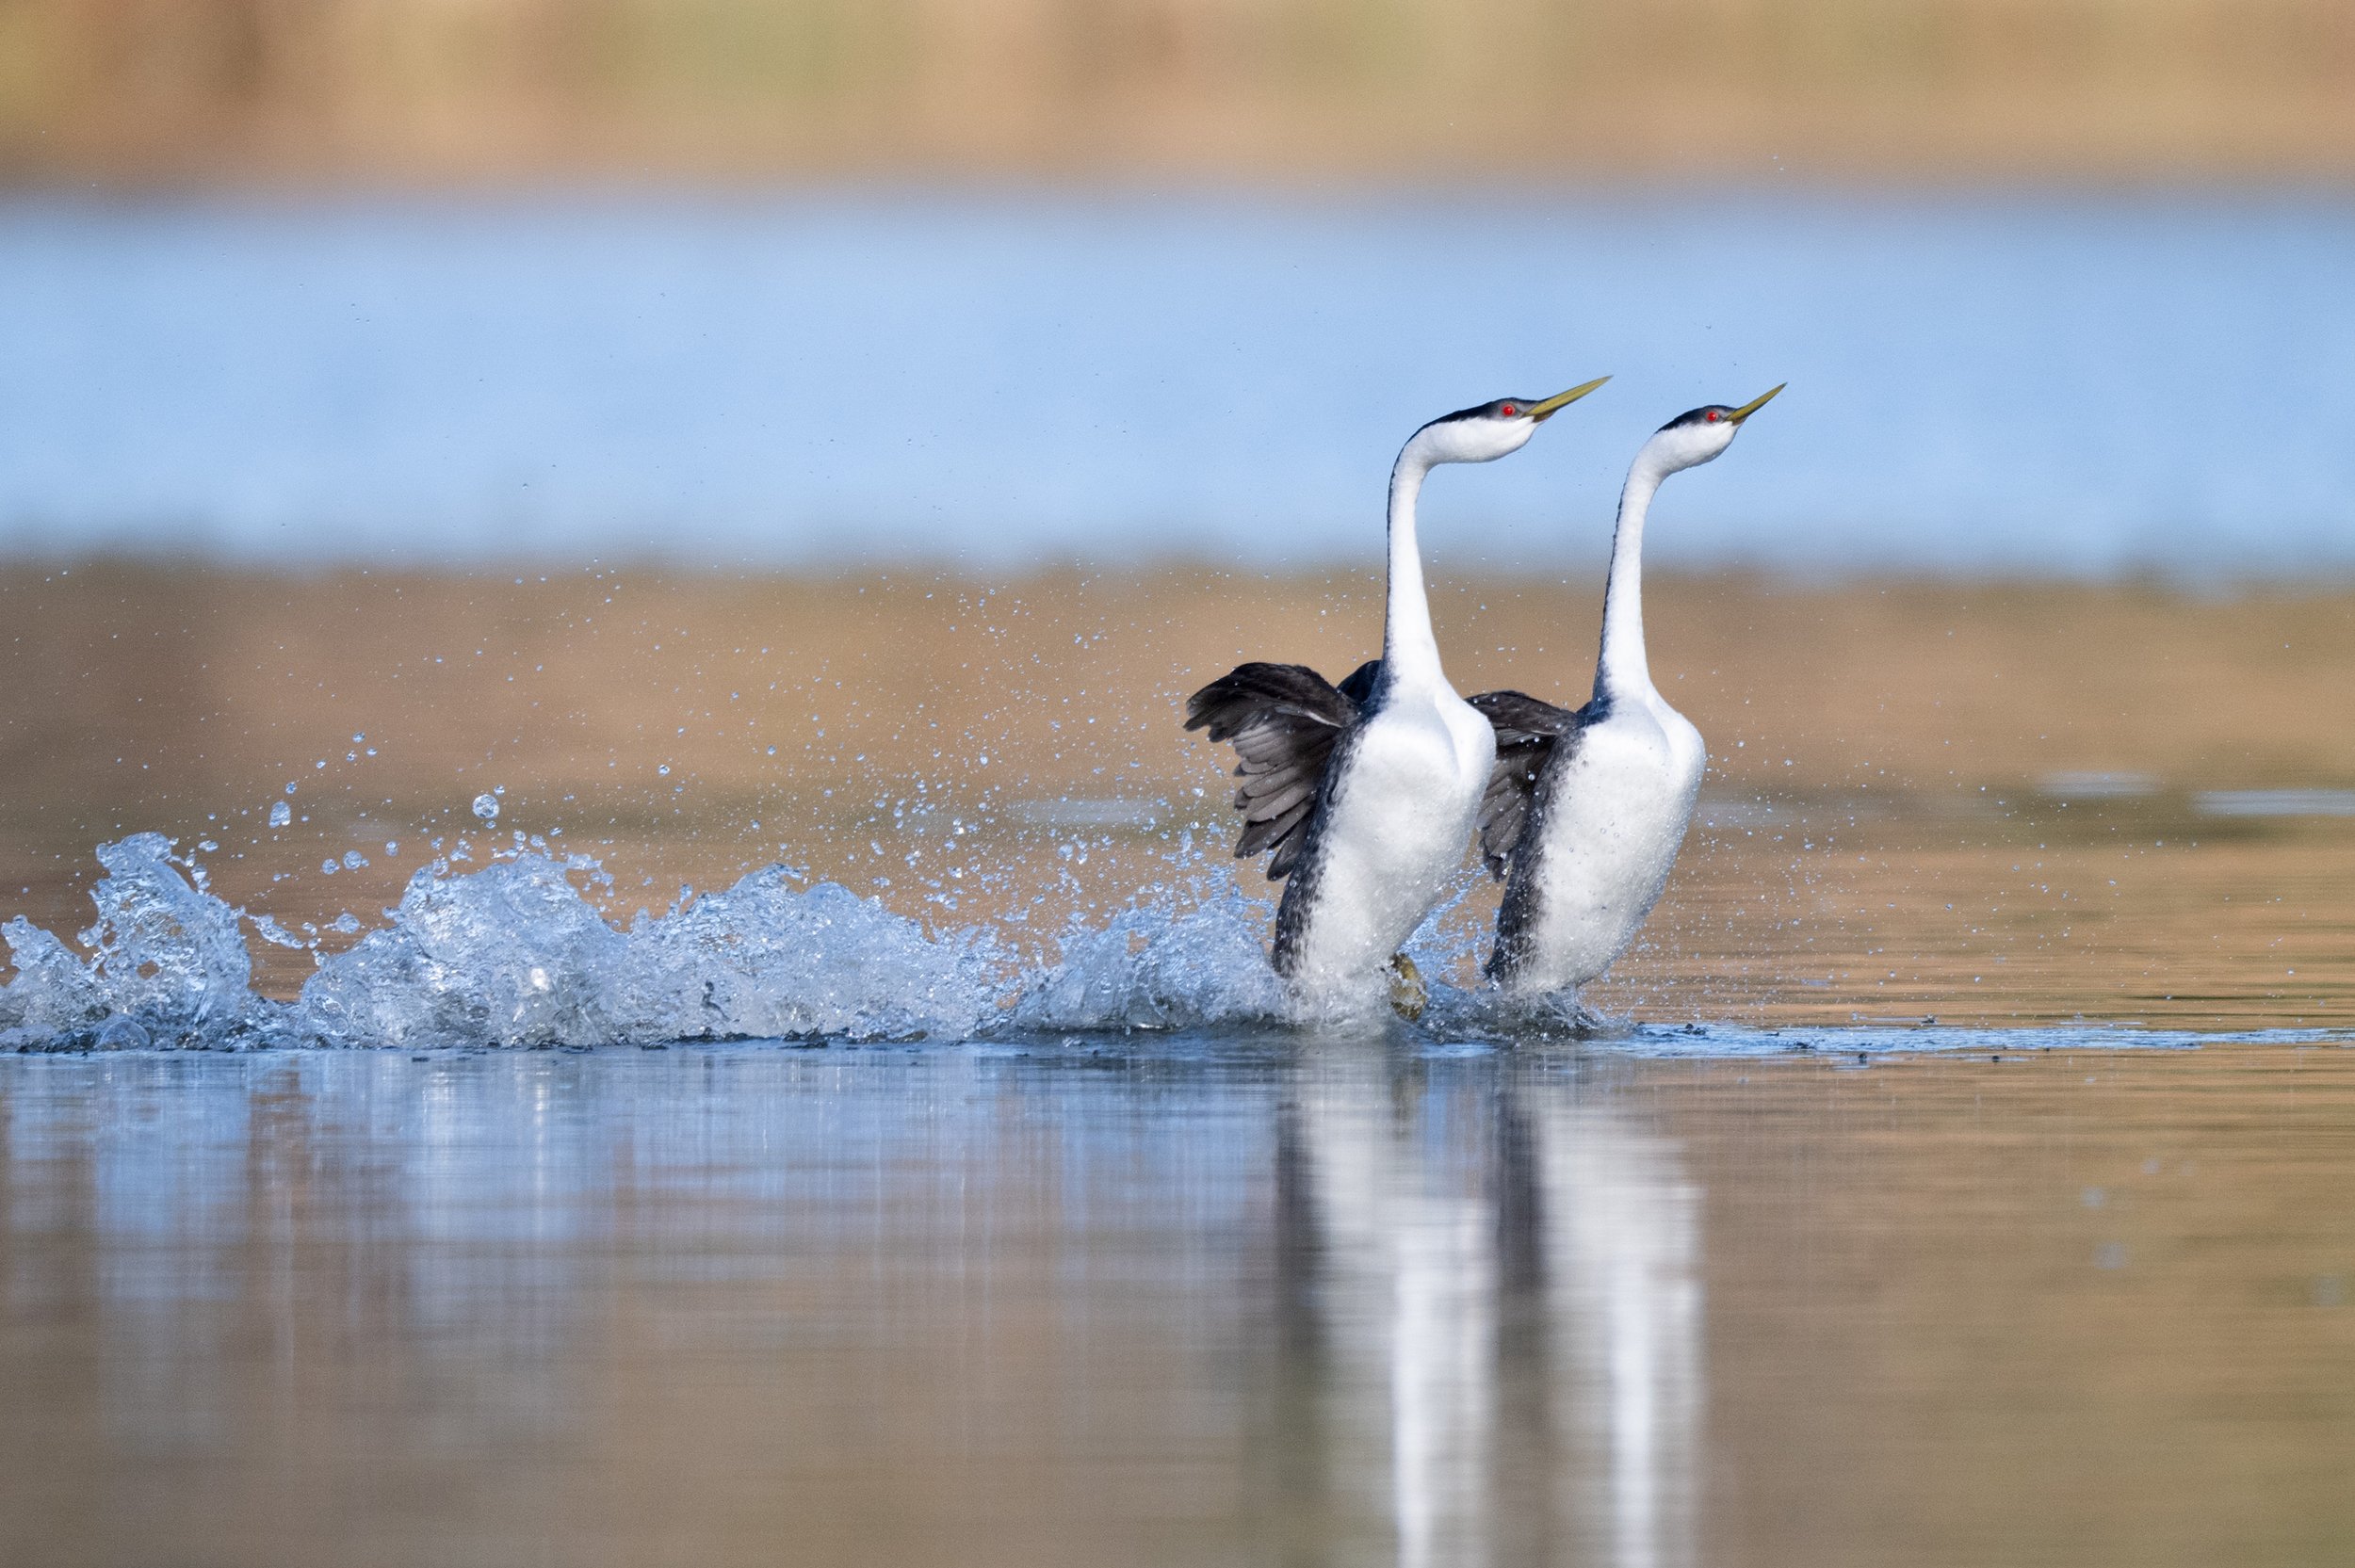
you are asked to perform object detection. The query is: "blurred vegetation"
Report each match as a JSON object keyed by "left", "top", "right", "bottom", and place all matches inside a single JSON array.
[{"left": 0, "top": 0, "right": 2351, "bottom": 181}]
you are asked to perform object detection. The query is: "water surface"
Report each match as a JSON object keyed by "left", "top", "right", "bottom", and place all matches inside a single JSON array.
[
  {"left": 3, "top": 192, "right": 2350, "bottom": 573},
  {"left": 5, "top": 1042, "right": 2351, "bottom": 1566},
  {"left": 8, "top": 186, "right": 2355, "bottom": 1568}
]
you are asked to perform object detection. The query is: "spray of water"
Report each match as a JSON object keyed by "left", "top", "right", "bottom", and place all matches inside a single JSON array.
[
  {"left": 6, "top": 835, "right": 2339, "bottom": 1056},
  {"left": 0, "top": 832, "right": 1342, "bottom": 1050}
]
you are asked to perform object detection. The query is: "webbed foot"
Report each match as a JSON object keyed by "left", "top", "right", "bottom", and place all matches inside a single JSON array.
[{"left": 1387, "top": 953, "right": 1428, "bottom": 1023}]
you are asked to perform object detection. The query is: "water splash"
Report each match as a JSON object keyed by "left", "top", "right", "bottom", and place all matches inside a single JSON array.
[
  {"left": 602, "top": 868, "right": 997, "bottom": 1044},
  {"left": 1, "top": 834, "right": 273, "bottom": 1050},
  {"left": 0, "top": 835, "right": 1297, "bottom": 1050},
  {"left": 0, "top": 916, "right": 108, "bottom": 1046},
  {"left": 1012, "top": 885, "right": 1289, "bottom": 1033},
  {"left": 13, "top": 835, "right": 2329, "bottom": 1055},
  {"left": 299, "top": 852, "right": 1019, "bottom": 1047},
  {"left": 80, "top": 833, "right": 257, "bottom": 1026}
]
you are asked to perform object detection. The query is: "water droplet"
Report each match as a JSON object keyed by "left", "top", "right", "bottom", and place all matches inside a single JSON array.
[
  {"left": 268, "top": 801, "right": 291, "bottom": 828},
  {"left": 472, "top": 793, "right": 500, "bottom": 821}
]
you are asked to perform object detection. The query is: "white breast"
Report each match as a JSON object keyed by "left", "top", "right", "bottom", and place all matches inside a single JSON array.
[
  {"left": 1503, "top": 697, "right": 1704, "bottom": 997},
  {"left": 1288, "top": 688, "right": 1495, "bottom": 1000}
]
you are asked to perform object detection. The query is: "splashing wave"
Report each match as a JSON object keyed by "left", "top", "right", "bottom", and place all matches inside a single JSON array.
[{"left": 0, "top": 833, "right": 1317, "bottom": 1051}]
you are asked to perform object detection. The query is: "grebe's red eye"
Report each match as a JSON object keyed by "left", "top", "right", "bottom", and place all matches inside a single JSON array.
[
  {"left": 1704, "top": 410, "right": 1722, "bottom": 422},
  {"left": 1500, "top": 403, "right": 1518, "bottom": 417}
]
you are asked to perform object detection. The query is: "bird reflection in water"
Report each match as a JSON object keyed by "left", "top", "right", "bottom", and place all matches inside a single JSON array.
[
  {"left": 1272, "top": 1046, "right": 1703, "bottom": 1568},
  {"left": 1, "top": 1049, "right": 1705, "bottom": 1566}
]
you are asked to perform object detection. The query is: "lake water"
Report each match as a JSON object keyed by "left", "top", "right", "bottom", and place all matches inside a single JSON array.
[
  {"left": 5, "top": 190, "right": 2354, "bottom": 1561},
  {"left": 6, "top": 1041, "right": 2352, "bottom": 1567},
  {"left": 5, "top": 622, "right": 2353, "bottom": 1564},
  {"left": 2, "top": 190, "right": 2351, "bottom": 574}
]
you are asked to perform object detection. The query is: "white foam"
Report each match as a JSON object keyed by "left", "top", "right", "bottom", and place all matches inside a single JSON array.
[
  {"left": 1, "top": 833, "right": 271, "bottom": 1051},
  {"left": 1, "top": 835, "right": 1307, "bottom": 1050},
  {"left": 1012, "top": 885, "right": 1290, "bottom": 1033}
]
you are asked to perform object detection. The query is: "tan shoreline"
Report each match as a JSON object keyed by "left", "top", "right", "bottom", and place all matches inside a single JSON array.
[{"left": 6, "top": 0, "right": 2355, "bottom": 186}]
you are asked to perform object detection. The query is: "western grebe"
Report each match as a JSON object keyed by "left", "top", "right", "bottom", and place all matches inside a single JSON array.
[
  {"left": 1186, "top": 378, "right": 1610, "bottom": 1012},
  {"left": 1472, "top": 385, "right": 1782, "bottom": 1004}
]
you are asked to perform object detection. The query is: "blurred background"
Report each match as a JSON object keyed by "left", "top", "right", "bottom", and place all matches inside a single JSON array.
[
  {"left": 5, "top": 0, "right": 2353, "bottom": 181},
  {"left": 1, "top": 0, "right": 2351, "bottom": 1021},
  {"left": 0, "top": 0, "right": 2350, "bottom": 571}
]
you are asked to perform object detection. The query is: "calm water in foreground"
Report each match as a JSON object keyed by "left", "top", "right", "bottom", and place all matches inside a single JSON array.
[{"left": 5, "top": 1040, "right": 2352, "bottom": 1566}]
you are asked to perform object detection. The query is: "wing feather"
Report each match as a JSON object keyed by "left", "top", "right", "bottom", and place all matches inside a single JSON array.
[
  {"left": 1185, "top": 660, "right": 1373, "bottom": 881},
  {"left": 1240, "top": 774, "right": 1319, "bottom": 826},
  {"left": 1466, "top": 689, "right": 1585, "bottom": 880}
]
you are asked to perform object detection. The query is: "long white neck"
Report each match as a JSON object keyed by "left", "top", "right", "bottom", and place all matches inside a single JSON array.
[
  {"left": 1383, "top": 449, "right": 1445, "bottom": 691},
  {"left": 1596, "top": 456, "right": 1665, "bottom": 702}
]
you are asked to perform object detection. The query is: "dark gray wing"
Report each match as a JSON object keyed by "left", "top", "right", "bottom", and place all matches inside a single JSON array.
[
  {"left": 1185, "top": 659, "right": 1377, "bottom": 880},
  {"left": 1334, "top": 658, "right": 1383, "bottom": 706},
  {"left": 1467, "top": 689, "right": 1586, "bottom": 880}
]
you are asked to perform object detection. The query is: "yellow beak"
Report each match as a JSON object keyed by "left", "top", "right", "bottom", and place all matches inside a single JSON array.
[
  {"left": 1523, "top": 376, "right": 1612, "bottom": 423},
  {"left": 1725, "top": 383, "right": 1785, "bottom": 424}
]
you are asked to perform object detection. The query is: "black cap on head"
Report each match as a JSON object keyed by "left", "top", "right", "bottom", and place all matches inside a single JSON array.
[
  {"left": 1438, "top": 398, "right": 1527, "bottom": 424},
  {"left": 1659, "top": 406, "right": 1733, "bottom": 432}
]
